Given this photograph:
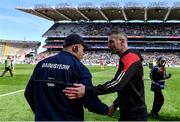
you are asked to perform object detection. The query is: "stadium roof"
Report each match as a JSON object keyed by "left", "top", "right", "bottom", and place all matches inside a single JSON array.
[
  {"left": 16, "top": 2, "right": 180, "bottom": 22},
  {"left": 0, "top": 39, "right": 41, "bottom": 49}
]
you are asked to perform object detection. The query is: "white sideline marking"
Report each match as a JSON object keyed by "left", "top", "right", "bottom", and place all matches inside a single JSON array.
[
  {"left": 0, "top": 89, "right": 24, "bottom": 97},
  {"left": 0, "top": 67, "right": 114, "bottom": 97}
]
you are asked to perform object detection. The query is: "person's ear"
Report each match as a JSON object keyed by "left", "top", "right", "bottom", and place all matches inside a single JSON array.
[{"left": 72, "top": 46, "right": 78, "bottom": 53}]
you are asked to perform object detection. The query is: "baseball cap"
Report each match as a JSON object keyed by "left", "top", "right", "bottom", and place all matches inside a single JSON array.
[
  {"left": 63, "top": 34, "right": 88, "bottom": 48},
  {"left": 157, "top": 57, "right": 166, "bottom": 62}
]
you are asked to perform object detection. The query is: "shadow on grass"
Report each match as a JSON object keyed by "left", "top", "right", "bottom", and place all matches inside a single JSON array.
[
  {"left": 0, "top": 74, "right": 30, "bottom": 85},
  {"left": 112, "top": 110, "right": 120, "bottom": 119},
  {"left": 148, "top": 114, "right": 180, "bottom": 121},
  {"left": 114, "top": 110, "right": 180, "bottom": 121},
  {"left": 159, "top": 115, "right": 180, "bottom": 121}
]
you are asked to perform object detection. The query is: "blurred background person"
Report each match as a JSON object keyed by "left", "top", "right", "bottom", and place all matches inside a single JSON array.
[
  {"left": 0, "top": 56, "right": 13, "bottom": 77},
  {"left": 149, "top": 57, "right": 171, "bottom": 118}
]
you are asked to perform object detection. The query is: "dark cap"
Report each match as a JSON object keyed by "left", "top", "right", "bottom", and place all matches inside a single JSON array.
[
  {"left": 157, "top": 57, "right": 166, "bottom": 62},
  {"left": 63, "top": 34, "right": 88, "bottom": 48},
  {"left": 157, "top": 57, "right": 166, "bottom": 65}
]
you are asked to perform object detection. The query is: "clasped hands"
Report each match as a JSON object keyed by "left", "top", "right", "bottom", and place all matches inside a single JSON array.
[{"left": 63, "top": 83, "right": 117, "bottom": 116}]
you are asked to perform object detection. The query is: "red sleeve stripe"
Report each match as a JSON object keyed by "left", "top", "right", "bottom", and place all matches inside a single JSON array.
[
  {"left": 121, "top": 53, "right": 140, "bottom": 72},
  {"left": 106, "top": 72, "right": 125, "bottom": 89}
]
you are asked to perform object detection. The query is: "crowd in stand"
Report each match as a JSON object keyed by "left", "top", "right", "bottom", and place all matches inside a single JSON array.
[
  {"left": 31, "top": 23, "right": 180, "bottom": 65},
  {"left": 24, "top": 51, "right": 57, "bottom": 64},
  {"left": 82, "top": 51, "right": 180, "bottom": 66},
  {"left": 81, "top": 51, "right": 119, "bottom": 65},
  {"left": 31, "top": 51, "right": 180, "bottom": 66},
  {"left": 44, "top": 23, "right": 180, "bottom": 37},
  {"left": 142, "top": 52, "right": 180, "bottom": 66}
]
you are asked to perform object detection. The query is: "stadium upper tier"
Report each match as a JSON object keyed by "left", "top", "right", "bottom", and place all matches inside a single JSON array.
[
  {"left": 16, "top": 3, "right": 180, "bottom": 22},
  {"left": 42, "top": 23, "right": 180, "bottom": 37}
]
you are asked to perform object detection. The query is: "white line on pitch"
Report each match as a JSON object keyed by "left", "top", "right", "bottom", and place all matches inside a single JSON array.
[
  {"left": 0, "top": 68, "right": 114, "bottom": 97},
  {"left": 0, "top": 89, "right": 24, "bottom": 97}
]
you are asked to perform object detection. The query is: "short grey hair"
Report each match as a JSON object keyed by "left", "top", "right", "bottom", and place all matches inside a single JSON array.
[{"left": 109, "top": 31, "right": 128, "bottom": 40}]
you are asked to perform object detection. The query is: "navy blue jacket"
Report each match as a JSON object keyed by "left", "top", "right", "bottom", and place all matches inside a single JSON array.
[
  {"left": 150, "top": 65, "right": 166, "bottom": 89},
  {"left": 25, "top": 51, "right": 108, "bottom": 121}
]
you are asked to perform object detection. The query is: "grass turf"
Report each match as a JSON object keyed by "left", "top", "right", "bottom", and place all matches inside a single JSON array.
[{"left": 0, "top": 64, "right": 180, "bottom": 121}]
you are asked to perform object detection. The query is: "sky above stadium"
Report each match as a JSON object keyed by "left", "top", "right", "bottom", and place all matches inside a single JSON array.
[{"left": 0, "top": 0, "right": 178, "bottom": 53}]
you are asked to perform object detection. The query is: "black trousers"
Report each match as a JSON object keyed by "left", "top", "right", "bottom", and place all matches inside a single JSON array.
[
  {"left": 151, "top": 90, "right": 164, "bottom": 114},
  {"left": 1, "top": 67, "right": 13, "bottom": 77},
  {"left": 119, "top": 108, "right": 147, "bottom": 121}
]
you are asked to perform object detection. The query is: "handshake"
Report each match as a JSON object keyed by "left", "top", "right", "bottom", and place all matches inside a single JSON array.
[
  {"left": 63, "top": 83, "right": 118, "bottom": 116},
  {"left": 107, "top": 103, "right": 118, "bottom": 117}
]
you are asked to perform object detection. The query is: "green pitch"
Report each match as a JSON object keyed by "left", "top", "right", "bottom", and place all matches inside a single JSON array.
[{"left": 0, "top": 64, "right": 180, "bottom": 121}]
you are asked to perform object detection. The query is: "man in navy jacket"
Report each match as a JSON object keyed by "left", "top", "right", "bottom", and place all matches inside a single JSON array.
[{"left": 24, "top": 34, "right": 109, "bottom": 121}]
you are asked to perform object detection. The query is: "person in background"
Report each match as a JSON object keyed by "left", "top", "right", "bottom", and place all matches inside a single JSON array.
[
  {"left": 11, "top": 56, "right": 15, "bottom": 73},
  {"left": 99, "top": 56, "right": 105, "bottom": 69},
  {"left": 149, "top": 57, "right": 171, "bottom": 118},
  {"left": 0, "top": 56, "right": 13, "bottom": 77}
]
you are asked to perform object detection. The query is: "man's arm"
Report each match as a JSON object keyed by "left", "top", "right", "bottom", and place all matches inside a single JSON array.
[
  {"left": 165, "top": 73, "right": 171, "bottom": 79},
  {"left": 152, "top": 67, "right": 159, "bottom": 80},
  {"left": 163, "top": 68, "right": 171, "bottom": 79},
  {"left": 24, "top": 64, "right": 39, "bottom": 113},
  {"left": 87, "top": 60, "right": 140, "bottom": 95},
  {"left": 64, "top": 53, "right": 141, "bottom": 98},
  {"left": 83, "top": 95, "right": 109, "bottom": 115},
  {"left": 78, "top": 65, "right": 109, "bottom": 115},
  {"left": 108, "top": 98, "right": 118, "bottom": 116}
]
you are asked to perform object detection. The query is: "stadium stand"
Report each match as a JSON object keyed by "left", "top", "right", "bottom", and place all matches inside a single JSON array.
[
  {"left": 33, "top": 51, "right": 180, "bottom": 66},
  {"left": 42, "top": 23, "right": 180, "bottom": 37},
  {"left": 16, "top": 2, "right": 180, "bottom": 66},
  {"left": 41, "top": 23, "right": 180, "bottom": 52},
  {"left": 0, "top": 39, "right": 40, "bottom": 64}
]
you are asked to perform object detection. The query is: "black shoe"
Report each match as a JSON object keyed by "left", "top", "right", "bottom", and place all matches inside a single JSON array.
[{"left": 148, "top": 112, "right": 159, "bottom": 119}]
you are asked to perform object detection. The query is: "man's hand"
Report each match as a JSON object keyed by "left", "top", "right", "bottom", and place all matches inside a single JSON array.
[
  {"left": 166, "top": 73, "right": 172, "bottom": 79},
  {"left": 107, "top": 103, "right": 117, "bottom": 117},
  {"left": 63, "top": 83, "right": 85, "bottom": 99}
]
